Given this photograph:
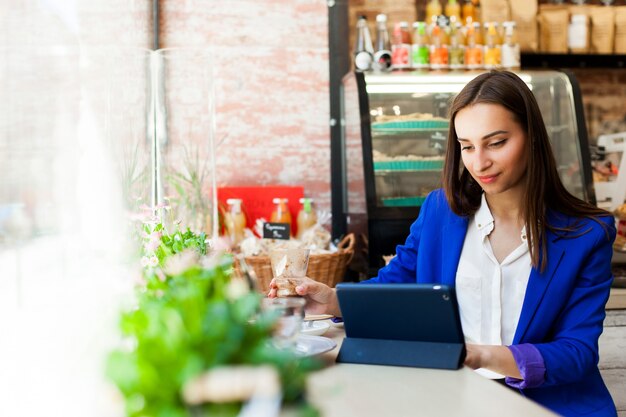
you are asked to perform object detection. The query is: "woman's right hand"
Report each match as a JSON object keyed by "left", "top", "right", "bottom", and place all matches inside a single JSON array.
[{"left": 267, "top": 278, "right": 341, "bottom": 317}]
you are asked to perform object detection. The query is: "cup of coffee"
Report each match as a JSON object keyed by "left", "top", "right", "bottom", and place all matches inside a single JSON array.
[{"left": 269, "top": 248, "right": 310, "bottom": 297}]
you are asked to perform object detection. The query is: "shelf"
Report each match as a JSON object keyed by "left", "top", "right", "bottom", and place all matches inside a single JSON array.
[
  {"left": 381, "top": 196, "right": 427, "bottom": 207},
  {"left": 375, "top": 169, "right": 441, "bottom": 175},
  {"left": 374, "top": 160, "right": 444, "bottom": 171},
  {"left": 521, "top": 53, "right": 626, "bottom": 69}
]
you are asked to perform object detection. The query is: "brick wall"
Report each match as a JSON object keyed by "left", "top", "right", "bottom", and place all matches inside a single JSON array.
[{"left": 159, "top": 0, "right": 332, "bottom": 217}]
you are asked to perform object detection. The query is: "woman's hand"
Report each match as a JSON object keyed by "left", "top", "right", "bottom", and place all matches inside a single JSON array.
[
  {"left": 463, "top": 344, "right": 489, "bottom": 370},
  {"left": 464, "top": 344, "right": 522, "bottom": 379},
  {"left": 267, "top": 277, "right": 341, "bottom": 317}
]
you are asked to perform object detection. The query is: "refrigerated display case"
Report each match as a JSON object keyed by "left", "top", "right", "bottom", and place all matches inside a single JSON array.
[{"left": 341, "top": 70, "right": 595, "bottom": 274}]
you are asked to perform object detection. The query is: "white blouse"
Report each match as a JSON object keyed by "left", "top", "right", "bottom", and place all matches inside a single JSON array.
[{"left": 456, "top": 193, "right": 532, "bottom": 378}]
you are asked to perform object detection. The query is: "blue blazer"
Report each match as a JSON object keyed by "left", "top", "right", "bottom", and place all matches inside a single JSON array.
[{"left": 369, "top": 189, "right": 617, "bottom": 417}]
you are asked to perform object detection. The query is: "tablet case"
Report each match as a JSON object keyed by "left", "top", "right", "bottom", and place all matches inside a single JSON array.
[{"left": 335, "top": 283, "right": 466, "bottom": 370}]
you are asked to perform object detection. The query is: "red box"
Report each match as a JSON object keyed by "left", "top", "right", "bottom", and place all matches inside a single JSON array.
[{"left": 217, "top": 186, "right": 304, "bottom": 236}]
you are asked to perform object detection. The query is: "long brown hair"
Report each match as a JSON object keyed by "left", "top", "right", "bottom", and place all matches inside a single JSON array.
[{"left": 443, "top": 70, "right": 609, "bottom": 271}]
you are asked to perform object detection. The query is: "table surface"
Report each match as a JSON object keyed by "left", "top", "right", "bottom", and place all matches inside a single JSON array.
[{"left": 305, "top": 324, "right": 557, "bottom": 417}]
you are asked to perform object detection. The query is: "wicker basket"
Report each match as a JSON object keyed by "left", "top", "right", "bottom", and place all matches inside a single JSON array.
[{"left": 244, "top": 234, "right": 355, "bottom": 293}]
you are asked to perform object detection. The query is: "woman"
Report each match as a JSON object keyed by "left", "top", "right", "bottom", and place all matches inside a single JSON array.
[{"left": 269, "top": 71, "right": 617, "bottom": 416}]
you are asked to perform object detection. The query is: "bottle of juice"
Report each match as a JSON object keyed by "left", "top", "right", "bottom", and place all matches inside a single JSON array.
[
  {"left": 224, "top": 198, "right": 246, "bottom": 246},
  {"left": 373, "top": 14, "right": 392, "bottom": 72},
  {"left": 484, "top": 22, "right": 501, "bottom": 68},
  {"left": 426, "top": 0, "right": 443, "bottom": 26},
  {"left": 501, "top": 21, "right": 520, "bottom": 69},
  {"left": 472, "top": 21, "right": 483, "bottom": 45},
  {"left": 449, "top": 22, "right": 465, "bottom": 70},
  {"left": 412, "top": 22, "right": 430, "bottom": 69},
  {"left": 462, "top": 0, "right": 475, "bottom": 24},
  {"left": 296, "top": 198, "right": 317, "bottom": 240},
  {"left": 270, "top": 198, "right": 292, "bottom": 224},
  {"left": 391, "top": 22, "right": 412, "bottom": 69},
  {"left": 464, "top": 23, "right": 483, "bottom": 69},
  {"left": 472, "top": 0, "right": 481, "bottom": 23},
  {"left": 430, "top": 24, "right": 449, "bottom": 70},
  {"left": 445, "top": 0, "right": 461, "bottom": 22}
]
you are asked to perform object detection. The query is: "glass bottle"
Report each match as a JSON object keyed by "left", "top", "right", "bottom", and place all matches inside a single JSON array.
[
  {"left": 449, "top": 22, "right": 465, "bottom": 70},
  {"left": 462, "top": 0, "right": 475, "bottom": 24},
  {"left": 412, "top": 22, "right": 431, "bottom": 69},
  {"left": 426, "top": 0, "right": 443, "bottom": 26},
  {"left": 354, "top": 16, "right": 374, "bottom": 72},
  {"left": 373, "top": 14, "right": 393, "bottom": 72},
  {"left": 464, "top": 23, "right": 484, "bottom": 69},
  {"left": 483, "top": 23, "right": 501, "bottom": 69},
  {"left": 501, "top": 21, "right": 520, "bottom": 69},
  {"left": 224, "top": 198, "right": 246, "bottom": 246},
  {"left": 391, "top": 22, "right": 412, "bottom": 70},
  {"left": 270, "top": 198, "right": 292, "bottom": 225},
  {"left": 430, "top": 24, "right": 449, "bottom": 70},
  {"left": 445, "top": 0, "right": 462, "bottom": 22},
  {"left": 472, "top": 21, "right": 483, "bottom": 45},
  {"left": 472, "top": 0, "right": 481, "bottom": 23},
  {"left": 296, "top": 198, "right": 317, "bottom": 240}
]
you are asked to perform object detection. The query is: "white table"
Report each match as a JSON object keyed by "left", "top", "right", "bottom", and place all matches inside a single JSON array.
[{"left": 305, "top": 325, "right": 557, "bottom": 417}]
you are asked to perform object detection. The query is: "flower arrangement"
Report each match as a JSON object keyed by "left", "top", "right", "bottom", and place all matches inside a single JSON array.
[{"left": 107, "top": 208, "right": 320, "bottom": 417}]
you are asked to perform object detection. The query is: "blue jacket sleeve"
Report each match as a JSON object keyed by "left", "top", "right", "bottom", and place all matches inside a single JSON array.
[
  {"left": 364, "top": 191, "right": 433, "bottom": 284},
  {"left": 533, "top": 217, "right": 616, "bottom": 387}
]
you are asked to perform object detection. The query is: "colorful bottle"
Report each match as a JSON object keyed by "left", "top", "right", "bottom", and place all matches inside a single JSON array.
[
  {"left": 426, "top": 0, "right": 443, "bottom": 26},
  {"left": 472, "top": 21, "right": 483, "bottom": 45},
  {"left": 501, "top": 21, "right": 520, "bottom": 69},
  {"left": 373, "top": 14, "right": 392, "bottom": 72},
  {"left": 484, "top": 22, "right": 501, "bottom": 69},
  {"left": 412, "top": 22, "right": 430, "bottom": 69},
  {"left": 270, "top": 198, "right": 292, "bottom": 225},
  {"left": 464, "top": 23, "right": 483, "bottom": 69},
  {"left": 472, "top": 0, "right": 481, "bottom": 23},
  {"left": 296, "top": 198, "right": 317, "bottom": 240},
  {"left": 430, "top": 25, "right": 449, "bottom": 70},
  {"left": 354, "top": 16, "right": 374, "bottom": 72},
  {"left": 391, "top": 22, "right": 412, "bottom": 69},
  {"left": 462, "top": 0, "right": 475, "bottom": 24},
  {"left": 445, "top": 0, "right": 461, "bottom": 22},
  {"left": 449, "top": 22, "right": 465, "bottom": 70},
  {"left": 224, "top": 198, "right": 246, "bottom": 246}
]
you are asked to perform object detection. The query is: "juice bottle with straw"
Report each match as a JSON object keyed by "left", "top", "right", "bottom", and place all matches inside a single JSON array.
[
  {"left": 464, "top": 23, "right": 483, "bottom": 69},
  {"left": 484, "top": 22, "right": 501, "bottom": 68},
  {"left": 412, "top": 22, "right": 430, "bottom": 69},
  {"left": 430, "top": 24, "right": 449, "bottom": 70}
]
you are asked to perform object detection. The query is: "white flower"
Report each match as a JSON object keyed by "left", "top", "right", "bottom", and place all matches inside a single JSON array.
[
  {"left": 140, "top": 256, "right": 150, "bottom": 267},
  {"left": 148, "top": 255, "right": 159, "bottom": 267},
  {"left": 226, "top": 278, "right": 250, "bottom": 300},
  {"left": 163, "top": 250, "right": 198, "bottom": 276}
]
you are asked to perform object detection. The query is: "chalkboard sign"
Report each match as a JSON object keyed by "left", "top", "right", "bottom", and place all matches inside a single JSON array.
[{"left": 263, "top": 222, "right": 290, "bottom": 240}]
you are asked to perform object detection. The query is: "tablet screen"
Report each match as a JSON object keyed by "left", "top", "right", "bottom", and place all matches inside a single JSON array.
[{"left": 336, "top": 283, "right": 465, "bottom": 344}]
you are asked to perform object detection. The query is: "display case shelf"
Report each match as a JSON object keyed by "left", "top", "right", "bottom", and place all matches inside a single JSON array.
[{"left": 374, "top": 160, "right": 444, "bottom": 171}]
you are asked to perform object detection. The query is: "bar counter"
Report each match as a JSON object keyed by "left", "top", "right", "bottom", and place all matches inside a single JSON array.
[{"left": 305, "top": 325, "right": 557, "bottom": 417}]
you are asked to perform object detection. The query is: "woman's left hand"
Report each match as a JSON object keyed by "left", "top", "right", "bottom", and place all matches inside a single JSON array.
[
  {"left": 463, "top": 344, "right": 522, "bottom": 379},
  {"left": 464, "top": 344, "right": 488, "bottom": 369}
]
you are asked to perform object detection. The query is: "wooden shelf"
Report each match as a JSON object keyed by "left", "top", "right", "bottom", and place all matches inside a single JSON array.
[{"left": 521, "top": 53, "right": 626, "bottom": 69}]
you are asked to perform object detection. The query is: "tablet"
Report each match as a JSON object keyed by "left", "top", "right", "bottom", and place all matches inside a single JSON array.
[{"left": 335, "top": 283, "right": 466, "bottom": 369}]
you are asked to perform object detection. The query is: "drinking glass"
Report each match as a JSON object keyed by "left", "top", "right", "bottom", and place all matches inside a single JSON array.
[
  {"left": 261, "top": 297, "right": 306, "bottom": 349},
  {"left": 269, "top": 248, "right": 310, "bottom": 297}
]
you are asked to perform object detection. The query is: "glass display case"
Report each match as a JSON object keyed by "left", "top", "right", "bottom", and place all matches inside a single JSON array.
[{"left": 341, "top": 70, "right": 594, "bottom": 274}]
